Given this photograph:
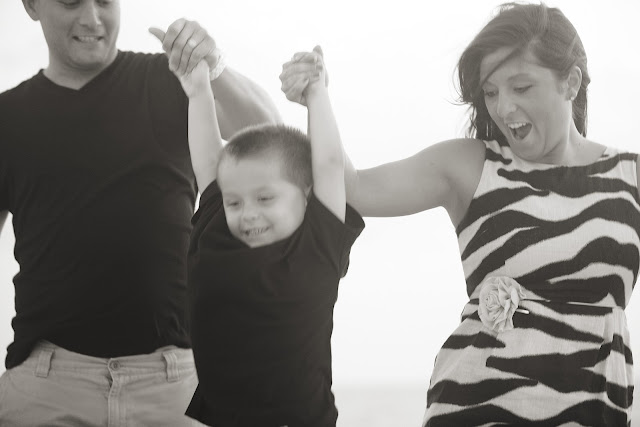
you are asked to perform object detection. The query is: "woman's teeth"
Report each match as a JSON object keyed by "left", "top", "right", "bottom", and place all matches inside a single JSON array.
[{"left": 507, "top": 122, "right": 532, "bottom": 140}]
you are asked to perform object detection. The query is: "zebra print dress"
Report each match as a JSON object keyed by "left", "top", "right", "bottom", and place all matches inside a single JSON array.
[{"left": 423, "top": 139, "right": 638, "bottom": 426}]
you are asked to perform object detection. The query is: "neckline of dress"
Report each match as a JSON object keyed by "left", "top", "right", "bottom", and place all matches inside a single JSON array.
[{"left": 507, "top": 145, "right": 611, "bottom": 168}]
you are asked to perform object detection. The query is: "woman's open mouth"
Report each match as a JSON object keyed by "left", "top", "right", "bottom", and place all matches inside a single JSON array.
[{"left": 507, "top": 122, "right": 532, "bottom": 140}]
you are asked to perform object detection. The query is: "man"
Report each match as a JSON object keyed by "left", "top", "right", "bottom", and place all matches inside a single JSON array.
[{"left": 0, "top": 0, "right": 279, "bottom": 425}]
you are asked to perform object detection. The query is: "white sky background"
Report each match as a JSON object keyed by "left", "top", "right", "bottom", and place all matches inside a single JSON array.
[{"left": 1, "top": 0, "right": 639, "bottom": 403}]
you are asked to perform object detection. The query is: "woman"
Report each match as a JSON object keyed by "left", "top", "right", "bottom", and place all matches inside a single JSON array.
[{"left": 281, "top": 2, "right": 637, "bottom": 425}]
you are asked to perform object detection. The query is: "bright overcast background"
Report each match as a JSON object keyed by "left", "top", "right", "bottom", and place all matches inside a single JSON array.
[{"left": 1, "top": 1, "right": 639, "bottom": 425}]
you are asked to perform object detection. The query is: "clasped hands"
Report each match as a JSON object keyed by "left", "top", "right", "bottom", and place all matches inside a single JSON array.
[
  {"left": 280, "top": 45, "right": 329, "bottom": 106},
  {"left": 149, "top": 19, "right": 328, "bottom": 105},
  {"left": 148, "top": 19, "right": 218, "bottom": 96}
]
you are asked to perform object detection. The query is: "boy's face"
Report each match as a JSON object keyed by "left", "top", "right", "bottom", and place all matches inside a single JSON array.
[
  {"left": 217, "top": 156, "right": 309, "bottom": 248},
  {"left": 24, "top": 0, "right": 120, "bottom": 77}
]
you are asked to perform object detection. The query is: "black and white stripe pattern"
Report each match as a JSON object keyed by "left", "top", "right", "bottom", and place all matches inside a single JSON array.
[{"left": 423, "top": 140, "right": 637, "bottom": 426}]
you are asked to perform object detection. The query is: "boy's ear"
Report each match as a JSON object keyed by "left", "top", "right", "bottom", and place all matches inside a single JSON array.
[{"left": 23, "top": 0, "right": 40, "bottom": 22}]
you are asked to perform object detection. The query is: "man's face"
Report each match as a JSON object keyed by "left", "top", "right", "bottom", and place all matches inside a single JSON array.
[{"left": 24, "top": 0, "right": 120, "bottom": 77}]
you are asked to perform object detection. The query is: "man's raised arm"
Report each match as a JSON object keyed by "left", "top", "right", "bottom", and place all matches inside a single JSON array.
[
  {"left": 211, "top": 67, "right": 280, "bottom": 139},
  {"left": 149, "top": 20, "right": 280, "bottom": 140}
]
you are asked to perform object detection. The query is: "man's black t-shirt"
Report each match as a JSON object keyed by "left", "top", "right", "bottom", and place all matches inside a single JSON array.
[
  {"left": 186, "top": 181, "right": 364, "bottom": 427},
  {"left": 0, "top": 51, "right": 195, "bottom": 368}
]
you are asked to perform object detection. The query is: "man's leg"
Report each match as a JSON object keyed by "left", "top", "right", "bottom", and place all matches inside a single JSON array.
[
  {"left": 113, "top": 346, "right": 204, "bottom": 427},
  {"left": 0, "top": 342, "right": 204, "bottom": 427},
  {"left": 0, "top": 342, "right": 110, "bottom": 426}
]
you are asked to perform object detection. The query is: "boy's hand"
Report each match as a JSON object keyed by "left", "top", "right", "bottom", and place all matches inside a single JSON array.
[
  {"left": 176, "top": 60, "right": 211, "bottom": 99},
  {"left": 280, "top": 46, "right": 329, "bottom": 106}
]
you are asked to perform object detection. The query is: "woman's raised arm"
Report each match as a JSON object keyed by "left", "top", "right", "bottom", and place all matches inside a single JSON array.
[{"left": 344, "top": 138, "right": 485, "bottom": 225}]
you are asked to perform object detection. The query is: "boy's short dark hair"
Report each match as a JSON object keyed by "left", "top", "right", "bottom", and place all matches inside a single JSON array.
[{"left": 221, "top": 123, "right": 313, "bottom": 190}]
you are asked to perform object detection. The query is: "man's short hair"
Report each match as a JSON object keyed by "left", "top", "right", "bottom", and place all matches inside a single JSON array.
[{"left": 221, "top": 123, "right": 312, "bottom": 190}]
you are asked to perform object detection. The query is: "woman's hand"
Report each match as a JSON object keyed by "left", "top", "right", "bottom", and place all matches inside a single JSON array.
[{"left": 280, "top": 46, "right": 329, "bottom": 106}]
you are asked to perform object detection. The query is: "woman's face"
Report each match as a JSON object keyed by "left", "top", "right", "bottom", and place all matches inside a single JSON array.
[{"left": 480, "top": 47, "right": 574, "bottom": 164}]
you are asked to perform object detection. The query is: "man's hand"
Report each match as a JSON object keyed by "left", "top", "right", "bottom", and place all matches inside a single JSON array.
[{"left": 149, "top": 19, "right": 220, "bottom": 76}]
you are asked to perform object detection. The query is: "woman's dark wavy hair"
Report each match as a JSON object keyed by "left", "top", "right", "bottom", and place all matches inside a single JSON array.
[{"left": 457, "top": 2, "right": 589, "bottom": 144}]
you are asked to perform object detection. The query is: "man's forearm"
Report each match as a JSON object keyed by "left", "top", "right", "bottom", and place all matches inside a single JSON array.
[
  {"left": 0, "top": 210, "right": 7, "bottom": 237},
  {"left": 212, "top": 67, "right": 281, "bottom": 140}
]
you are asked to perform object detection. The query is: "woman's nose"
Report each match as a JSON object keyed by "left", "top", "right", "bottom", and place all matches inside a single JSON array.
[{"left": 496, "top": 92, "right": 517, "bottom": 119}]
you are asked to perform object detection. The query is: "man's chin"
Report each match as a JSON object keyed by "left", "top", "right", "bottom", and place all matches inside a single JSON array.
[{"left": 70, "top": 49, "right": 117, "bottom": 71}]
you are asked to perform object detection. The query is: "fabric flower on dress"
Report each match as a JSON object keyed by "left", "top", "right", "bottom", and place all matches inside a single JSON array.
[{"left": 477, "top": 276, "right": 527, "bottom": 332}]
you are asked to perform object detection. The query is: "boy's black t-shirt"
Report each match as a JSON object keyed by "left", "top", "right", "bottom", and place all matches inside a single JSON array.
[
  {"left": 0, "top": 51, "right": 195, "bottom": 368},
  {"left": 186, "top": 181, "right": 364, "bottom": 427}
]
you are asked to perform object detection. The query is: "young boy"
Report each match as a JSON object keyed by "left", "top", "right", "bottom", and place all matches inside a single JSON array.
[{"left": 172, "top": 50, "right": 364, "bottom": 426}]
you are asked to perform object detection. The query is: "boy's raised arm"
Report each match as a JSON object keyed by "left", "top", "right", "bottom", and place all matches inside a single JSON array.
[
  {"left": 304, "top": 47, "right": 346, "bottom": 222},
  {"left": 176, "top": 61, "right": 223, "bottom": 192}
]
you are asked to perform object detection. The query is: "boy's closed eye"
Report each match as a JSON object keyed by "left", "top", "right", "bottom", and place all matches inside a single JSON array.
[
  {"left": 224, "top": 200, "right": 241, "bottom": 209},
  {"left": 258, "top": 195, "right": 275, "bottom": 203}
]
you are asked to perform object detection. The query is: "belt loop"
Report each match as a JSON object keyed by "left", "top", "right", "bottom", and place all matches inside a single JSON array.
[
  {"left": 162, "top": 350, "right": 180, "bottom": 383},
  {"left": 35, "top": 348, "right": 54, "bottom": 378}
]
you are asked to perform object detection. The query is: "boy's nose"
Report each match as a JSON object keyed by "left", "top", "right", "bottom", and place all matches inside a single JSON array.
[{"left": 241, "top": 206, "right": 259, "bottom": 221}]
